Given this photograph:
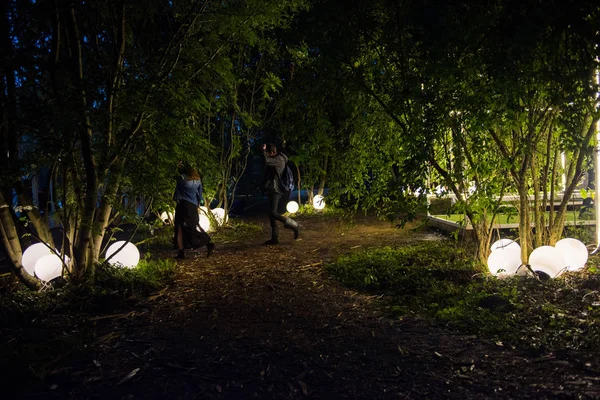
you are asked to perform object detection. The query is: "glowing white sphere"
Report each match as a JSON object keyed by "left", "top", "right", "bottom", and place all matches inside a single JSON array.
[
  {"left": 212, "top": 208, "right": 227, "bottom": 226},
  {"left": 105, "top": 241, "right": 140, "bottom": 268},
  {"left": 491, "top": 239, "right": 520, "bottom": 253},
  {"left": 199, "top": 206, "right": 209, "bottom": 215},
  {"left": 198, "top": 213, "right": 212, "bottom": 233},
  {"left": 528, "top": 246, "right": 566, "bottom": 278},
  {"left": 160, "top": 211, "right": 174, "bottom": 224},
  {"left": 313, "top": 195, "right": 325, "bottom": 210},
  {"left": 487, "top": 246, "right": 521, "bottom": 276},
  {"left": 22, "top": 243, "right": 55, "bottom": 276},
  {"left": 286, "top": 201, "right": 299, "bottom": 213},
  {"left": 34, "top": 254, "right": 62, "bottom": 282},
  {"left": 555, "top": 238, "right": 588, "bottom": 271}
]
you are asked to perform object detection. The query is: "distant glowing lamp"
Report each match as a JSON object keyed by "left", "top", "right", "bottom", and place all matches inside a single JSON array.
[
  {"left": 212, "top": 208, "right": 227, "bottom": 226},
  {"left": 198, "top": 213, "right": 212, "bottom": 232},
  {"left": 34, "top": 254, "right": 63, "bottom": 282},
  {"left": 105, "top": 241, "right": 140, "bottom": 268},
  {"left": 528, "top": 246, "right": 566, "bottom": 279},
  {"left": 22, "top": 243, "right": 55, "bottom": 276},
  {"left": 555, "top": 238, "right": 588, "bottom": 271},
  {"left": 487, "top": 246, "right": 521, "bottom": 276},
  {"left": 286, "top": 201, "right": 299, "bottom": 214},
  {"left": 313, "top": 195, "right": 325, "bottom": 210},
  {"left": 491, "top": 239, "right": 520, "bottom": 253},
  {"left": 160, "top": 211, "right": 174, "bottom": 224}
]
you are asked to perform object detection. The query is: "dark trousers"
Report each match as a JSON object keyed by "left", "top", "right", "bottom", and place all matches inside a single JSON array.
[
  {"left": 173, "top": 200, "right": 211, "bottom": 249},
  {"left": 267, "top": 192, "right": 287, "bottom": 229}
]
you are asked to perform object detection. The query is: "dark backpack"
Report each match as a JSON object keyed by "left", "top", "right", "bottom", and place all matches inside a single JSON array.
[{"left": 279, "top": 164, "right": 295, "bottom": 192}]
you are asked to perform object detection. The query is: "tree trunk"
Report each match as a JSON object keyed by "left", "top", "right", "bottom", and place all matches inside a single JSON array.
[
  {"left": 296, "top": 164, "right": 302, "bottom": 204},
  {"left": 0, "top": 191, "right": 41, "bottom": 289},
  {"left": 92, "top": 159, "right": 124, "bottom": 271},
  {"left": 517, "top": 181, "right": 530, "bottom": 264},
  {"left": 317, "top": 156, "right": 328, "bottom": 196}
]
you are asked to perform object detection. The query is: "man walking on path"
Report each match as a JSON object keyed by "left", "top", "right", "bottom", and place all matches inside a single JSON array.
[{"left": 262, "top": 143, "right": 299, "bottom": 245}]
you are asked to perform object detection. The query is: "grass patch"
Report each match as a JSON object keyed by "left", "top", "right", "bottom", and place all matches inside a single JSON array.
[
  {"left": 328, "top": 242, "right": 600, "bottom": 354},
  {"left": 211, "top": 219, "right": 263, "bottom": 242}
]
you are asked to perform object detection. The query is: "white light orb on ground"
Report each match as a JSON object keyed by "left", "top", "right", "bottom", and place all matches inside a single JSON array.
[
  {"left": 199, "top": 206, "right": 209, "bottom": 215},
  {"left": 528, "top": 246, "right": 566, "bottom": 278},
  {"left": 487, "top": 247, "right": 521, "bottom": 276},
  {"left": 105, "top": 241, "right": 140, "bottom": 268},
  {"left": 198, "top": 213, "right": 212, "bottom": 233},
  {"left": 286, "top": 201, "right": 299, "bottom": 214},
  {"left": 160, "top": 211, "right": 174, "bottom": 224},
  {"left": 212, "top": 208, "right": 227, "bottom": 226},
  {"left": 22, "top": 243, "right": 55, "bottom": 276},
  {"left": 555, "top": 238, "right": 588, "bottom": 271},
  {"left": 313, "top": 195, "right": 325, "bottom": 210},
  {"left": 491, "top": 239, "right": 520, "bottom": 253},
  {"left": 34, "top": 254, "right": 63, "bottom": 282}
]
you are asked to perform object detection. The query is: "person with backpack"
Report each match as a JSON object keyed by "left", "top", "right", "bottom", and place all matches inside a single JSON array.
[
  {"left": 172, "top": 162, "right": 215, "bottom": 259},
  {"left": 262, "top": 143, "right": 299, "bottom": 245}
]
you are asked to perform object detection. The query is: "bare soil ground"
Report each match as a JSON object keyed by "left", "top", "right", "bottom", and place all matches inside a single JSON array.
[{"left": 4, "top": 215, "right": 600, "bottom": 399}]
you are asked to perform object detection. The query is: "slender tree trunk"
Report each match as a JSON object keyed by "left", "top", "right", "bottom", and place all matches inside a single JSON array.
[
  {"left": 0, "top": 192, "right": 41, "bottom": 289},
  {"left": 92, "top": 159, "right": 124, "bottom": 270},
  {"left": 317, "top": 156, "right": 328, "bottom": 196}
]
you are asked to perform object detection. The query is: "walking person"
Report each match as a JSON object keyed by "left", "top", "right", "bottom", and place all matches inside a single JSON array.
[
  {"left": 262, "top": 143, "right": 299, "bottom": 245},
  {"left": 173, "top": 162, "right": 215, "bottom": 259}
]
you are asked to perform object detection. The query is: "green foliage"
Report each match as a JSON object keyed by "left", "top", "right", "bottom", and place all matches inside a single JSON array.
[
  {"left": 328, "top": 242, "right": 600, "bottom": 352},
  {"left": 94, "top": 257, "right": 177, "bottom": 296}
]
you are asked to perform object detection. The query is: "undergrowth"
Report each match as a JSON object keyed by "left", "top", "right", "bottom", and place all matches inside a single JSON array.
[
  {"left": 0, "top": 257, "right": 176, "bottom": 385},
  {"left": 328, "top": 242, "right": 600, "bottom": 355}
]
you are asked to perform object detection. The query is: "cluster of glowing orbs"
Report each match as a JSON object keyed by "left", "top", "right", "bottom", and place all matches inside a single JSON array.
[
  {"left": 555, "top": 238, "right": 588, "bottom": 271},
  {"left": 487, "top": 239, "right": 522, "bottom": 276},
  {"left": 286, "top": 201, "right": 299, "bottom": 214},
  {"left": 528, "top": 246, "right": 566, "bottom": 279},
  {"left": 35, "top": 255, "right": 63, "bottom": 282},
  {"left": 212, "top": 207, "right": 227, "bottom": 226},
  {"left": 160, "top": 211, "right": 174, "bottom": 224},
  {"left": 105, "top": 241, "right": 140, "bottom": 269},
  {"left": 22, "top": 243, "right": 55, "bottom": 276},
  {"left": 313, "top": 195, "right": 325, "bottom": 210}
]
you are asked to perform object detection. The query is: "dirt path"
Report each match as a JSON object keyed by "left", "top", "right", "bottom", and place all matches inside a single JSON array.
[{"left": 18, "top": 216, "right": 600, "bottom": 399}]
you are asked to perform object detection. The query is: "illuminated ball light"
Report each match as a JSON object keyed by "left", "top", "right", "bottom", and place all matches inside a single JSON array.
[
  {"left": 313, "top": 195, "right": 325, "bottom": 210},
  {"left": 212, "top": 207, "right": 227, "bottom": 226},
  {"left": 528, "top": 246, "right": 566, "bottom": 279},
  {"left": 105, "top": 241, "right": 140, "bottom": 268},
  {"left": 160, "top": 211, "right": 174, "bottom": 225},
  {"left": 555, "top": 238, "right": 588, "bottom": 271},
  {"left": 22, "top": 243, "right": 55, "bottom": 276},
  {"left": 487, "top": 250, "right": 521, "bottom": 276},
  {"left": 35, "top": 254, "right": 63, "bottom": 282},
  {"left": 491, "top": 239, "right": 520, "bottom": 253},
  {"left": 286, "top": 201, "right": 299, "bottom": 214},
  {"left": 197, "top": 213, "right": 212, "bottom": 232}
]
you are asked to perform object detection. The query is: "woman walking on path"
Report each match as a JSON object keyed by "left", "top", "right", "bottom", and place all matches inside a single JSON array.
[
  {"left": 262, "top": 143, "right": 299, "bottom": 245},
  {"left": 173, "top": 162, "right": 215, "bottom": 259}
]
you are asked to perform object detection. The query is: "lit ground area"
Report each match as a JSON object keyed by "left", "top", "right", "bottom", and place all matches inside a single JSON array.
[{"left": 2, "top": 215, "right": 599, "bottom": 399}]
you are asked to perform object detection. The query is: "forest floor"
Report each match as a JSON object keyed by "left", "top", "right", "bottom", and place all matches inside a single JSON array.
[{"left": 3, "top": 214, "right": 600, "bottom": 399}]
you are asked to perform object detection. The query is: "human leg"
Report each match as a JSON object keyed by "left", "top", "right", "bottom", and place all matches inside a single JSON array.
[{"left": 265, "top": 192, "right": 283, "bottom": 245}]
